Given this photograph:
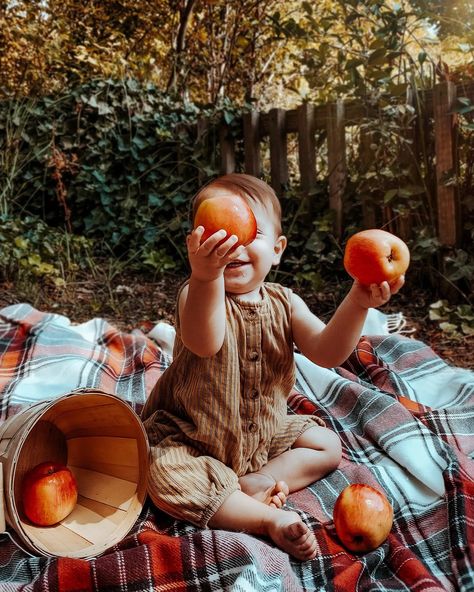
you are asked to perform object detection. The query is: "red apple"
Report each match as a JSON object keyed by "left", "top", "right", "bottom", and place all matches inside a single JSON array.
[
  {"left": 333, "top": 483, "right": 394, "bottom": 553},
  {"left": 343, "top": 229, "right": 410, "bottom": 285},
  {"left": 22, "top": 461, "right": 78, "bottom": 526},
  {"left": 194, "top": 194, "right": 257, "bottom": 246}
]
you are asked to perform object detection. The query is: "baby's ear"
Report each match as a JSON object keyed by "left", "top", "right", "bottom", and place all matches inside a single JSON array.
[{"left": 272, "top": 235, "right": 287, "bottom": 264}]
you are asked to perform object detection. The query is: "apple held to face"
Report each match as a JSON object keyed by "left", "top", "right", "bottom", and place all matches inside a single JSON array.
[
  {"left": 22, "top": 461, "right": 78, "bottom": 526},
  {"left": 333, "top": 483, "right": 394, "bottom": 553},
  {"left": 194, "top": 194, "right": 257, "bottom": 246},
  {"left": 343, "top": 229, "right": 410, "bottom": 285}
]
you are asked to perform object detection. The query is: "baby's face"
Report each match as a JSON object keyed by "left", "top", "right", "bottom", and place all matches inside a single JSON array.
[{"left": 223, "top": 201, "right": 286, "bottom": 300}]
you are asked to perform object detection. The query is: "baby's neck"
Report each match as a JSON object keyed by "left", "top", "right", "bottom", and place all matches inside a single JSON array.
[{"left": 228, "top": 286, "right": 263, "bottom": 303}]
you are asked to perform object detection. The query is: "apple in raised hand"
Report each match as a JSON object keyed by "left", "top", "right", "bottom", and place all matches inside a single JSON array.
[
  {"left": 343, "top": 229, "right": 410, "bottom": 285},
  {"left": 22, "top": 461, "right": 78, "bottom": 526},
  {"left": 194, "top": 194, "right": 257, "bottom": 246},
  {"left": 333, "top": 483, "right": 394, "bottom": 553}
]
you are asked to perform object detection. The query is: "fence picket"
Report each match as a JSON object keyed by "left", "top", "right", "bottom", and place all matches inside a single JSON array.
[
  {"left": 269, "top": 108, "right": 288, "bottom": 195},
  {"left": 359, "top": 128, "right": 378, "bottom": 229},
  {"left": 219, "top": 124, "right": 235, "bottom": 174},
  {"left": 433, "top": 81, "right": 460, "bottom": 246},
  {"left": 297, "top": 103, "right": 317, "bottom": 192},
  {"left": 326, "top": 100, "right": 346, "bottom": 238},
  {"left": 222, "top": 80, "right": 473, "bottom": 246},
  {"left": 243, "top": 111, "right": 261, "bottom": 176}
]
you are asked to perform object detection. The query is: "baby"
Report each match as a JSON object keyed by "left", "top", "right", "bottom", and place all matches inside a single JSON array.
[{"left": 141, "top": 173, "right": 404, "bottom": 560}]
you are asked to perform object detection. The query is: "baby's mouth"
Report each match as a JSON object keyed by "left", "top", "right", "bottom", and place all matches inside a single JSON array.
[{"left": 226, "top": 261, "right": 248, "bottom": 269}]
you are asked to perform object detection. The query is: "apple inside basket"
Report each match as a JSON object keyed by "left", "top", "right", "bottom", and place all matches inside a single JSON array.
[{"left": 0, "top": 391, "right": 149, "bottom": 559}]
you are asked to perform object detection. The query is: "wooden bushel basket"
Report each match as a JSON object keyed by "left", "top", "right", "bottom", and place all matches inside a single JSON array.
[{"left": 0, "top": 389, "right": 149, "bottom": 558}]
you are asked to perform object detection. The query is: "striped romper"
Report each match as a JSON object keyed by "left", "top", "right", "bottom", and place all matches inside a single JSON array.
[{"left": 141, "top": 282, "right": 323, "bottom": 528}]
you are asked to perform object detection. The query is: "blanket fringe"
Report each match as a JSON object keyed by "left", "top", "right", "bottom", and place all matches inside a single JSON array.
[{"left": 385, "top": 313, "right": 416, "bottom": 335}]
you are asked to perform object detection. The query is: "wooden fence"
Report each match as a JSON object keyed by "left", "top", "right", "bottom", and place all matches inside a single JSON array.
[{"left": 216, "top": 80, "right": 474, "bottom": 247}]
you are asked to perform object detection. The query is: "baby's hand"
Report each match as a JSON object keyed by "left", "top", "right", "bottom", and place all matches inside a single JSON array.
[
  {"left": 187, "top": 226, "right": 245, "bottom": 282},
  {"left": 349, "top": 276, "right": 405, "bottom": 309}
]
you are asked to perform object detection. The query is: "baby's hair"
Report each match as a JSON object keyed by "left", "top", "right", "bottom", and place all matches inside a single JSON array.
[{"left": 192, "top": 173, "right": 283, "bottom": 235}]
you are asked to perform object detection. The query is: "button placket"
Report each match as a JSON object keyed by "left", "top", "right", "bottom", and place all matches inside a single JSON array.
[{"left": 242, "top": 306, "right": 262, "bottom": 463}]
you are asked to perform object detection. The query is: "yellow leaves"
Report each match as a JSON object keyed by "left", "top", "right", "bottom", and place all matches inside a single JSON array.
[
  {"left": 294, "top": 76, "right": 310, "bottom": 98},
  {"left": 14, "top": 237, "right": 29, "bottom": 250},
  {"left": 1, "top": 0, "right": 471, "bottom": 105}
]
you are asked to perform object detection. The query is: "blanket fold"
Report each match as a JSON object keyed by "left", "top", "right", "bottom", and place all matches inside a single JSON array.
[{"left": 0, "top": 303, "right": 473, "bottom": 591}]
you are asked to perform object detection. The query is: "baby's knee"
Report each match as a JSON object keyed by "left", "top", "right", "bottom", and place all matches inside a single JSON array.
[{"left": 323, "top": 428, "right": 342, "bottom": 470}]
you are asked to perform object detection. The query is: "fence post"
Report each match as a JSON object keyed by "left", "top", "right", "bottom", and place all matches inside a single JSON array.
[
  {"left": 359, "top": 127, "right": 378, "bottom": 229},
  {"left": 297, "top": 103, "right": 317, "bottom": 193},
  {"left": 269, "top": 108, "right": 288, "bottom": 195},
  {"left": 243, "top": 111, "right": 261, "bottom": 176},
  {"left": 219, "top": 123, "right": 236, "bottom": 174},
  {"left": 197, "top": 117, "right": 210, "bottom": 184},
  {"left": 327, "top": 100, "right": 346, "bottom": 238},
  {"left": 396, "top": 86, "right": 415, "bottom": 240},
  {"left": 433, "top": 81, "right": 460, "bottom": 246}
]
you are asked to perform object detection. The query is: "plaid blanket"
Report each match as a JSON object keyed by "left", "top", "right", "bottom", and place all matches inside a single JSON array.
[{"left": 0, "top": 303, "right": 473, "bottom": 591}]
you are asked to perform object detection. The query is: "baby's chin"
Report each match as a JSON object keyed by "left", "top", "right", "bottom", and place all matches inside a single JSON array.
[{"left": 224, "top": 281, "right": 263, "bottom": 302}]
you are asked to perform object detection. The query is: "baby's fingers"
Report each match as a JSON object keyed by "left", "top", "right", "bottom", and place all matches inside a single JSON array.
[
  {"left": 215, "top": 234, "right": 240, "bottom": 257},
  {"left": 198, "top": 229, "right": 228, "bottom": 255},
  {"left": 227, "top": 244, "right": 245, "bottom": 260},
  {"left": 370, "top": 282, "right": 390, "bottom": 302},
  {"left": 187, "top": 226, "right": 205, "bottom": 254},
  {"left": 389, "top": 275, "right": 405, "bottom": 294}
]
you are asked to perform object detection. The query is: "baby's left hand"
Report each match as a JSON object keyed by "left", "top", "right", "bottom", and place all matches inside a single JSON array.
[{"left": 349, "top": 276, "right": 405, "bottom": 309}]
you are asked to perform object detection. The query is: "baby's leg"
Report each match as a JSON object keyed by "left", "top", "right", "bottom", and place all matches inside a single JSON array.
[
  {"left": 264, "top": 426, "right": 342, "bottom": 493},
  {"left": 208, "top": 489, "right": 317, "bottom": 561}
]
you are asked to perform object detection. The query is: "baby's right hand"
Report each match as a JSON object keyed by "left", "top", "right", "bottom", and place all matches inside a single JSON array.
[{"left": 187, "top": 226, "right": 245, "bottom": 282}]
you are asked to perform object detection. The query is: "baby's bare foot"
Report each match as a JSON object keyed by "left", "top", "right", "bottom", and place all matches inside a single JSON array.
[
  {"left": 238, "top": 472, "right": 289, "bottom": 508},
  {"left": 266, "top": 510, "right": 317, "bottom": 561}
]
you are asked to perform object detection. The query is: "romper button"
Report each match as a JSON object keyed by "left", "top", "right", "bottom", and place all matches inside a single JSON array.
[
  {"left": 248, "top": 351, "right": 259, "bottom": 361},
  {"left": 248, "top": 422, "right": 258, "bottom": 433},
  {"left": 250, "top": 389, "right": 259, "bottom": 399}
]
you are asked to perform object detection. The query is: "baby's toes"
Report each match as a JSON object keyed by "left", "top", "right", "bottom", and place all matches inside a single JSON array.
[
  {"left": 285, "top": 520, "right": 308, "bottom": 541},
  {"left": 269, "top": 491, "right": 286, "bottom": 509},
  {"left": 299, "top": 536, "right": 317, "bottom": 560}
]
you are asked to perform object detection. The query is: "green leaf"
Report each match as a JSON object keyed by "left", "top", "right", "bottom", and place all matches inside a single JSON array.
[
  {"left": 92, "top": 170, "right": 107, "bottom": 183},
  {"left": 384, "top": 188, "right": 398, "bottom": 203},
  {"left": 98, "top": 102, "right": 113, "bottom": 115},
  {"left": 148, "top": 194, "right": 163, "bottom": 207},
  {"left": 368, "top": 48, "right": 387, "bottom": 66},
  {"left": 398, "top": 185, "right": 425, "bottom": 197},
  {"left": 461, "top": 323, "right": 474, "bottom": 336},
  {"left": 439, "top": 322, "right": 458, "bottom": 334},
  {"left": 430, "top": 299, "right": 448, "bottom": 309}
]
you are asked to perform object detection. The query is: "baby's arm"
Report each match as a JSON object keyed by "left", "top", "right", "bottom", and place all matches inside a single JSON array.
[
  {"left": 292, "top": 277, "right": 405, "bottom": 368},
  {"left": 179, "top": 227, "right": 244, "bottom": 357}
]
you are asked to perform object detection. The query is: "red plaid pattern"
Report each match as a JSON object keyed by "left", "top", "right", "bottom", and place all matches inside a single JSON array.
[{"left": 0, "top": 304, "right": 472, "bottom": 591}]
